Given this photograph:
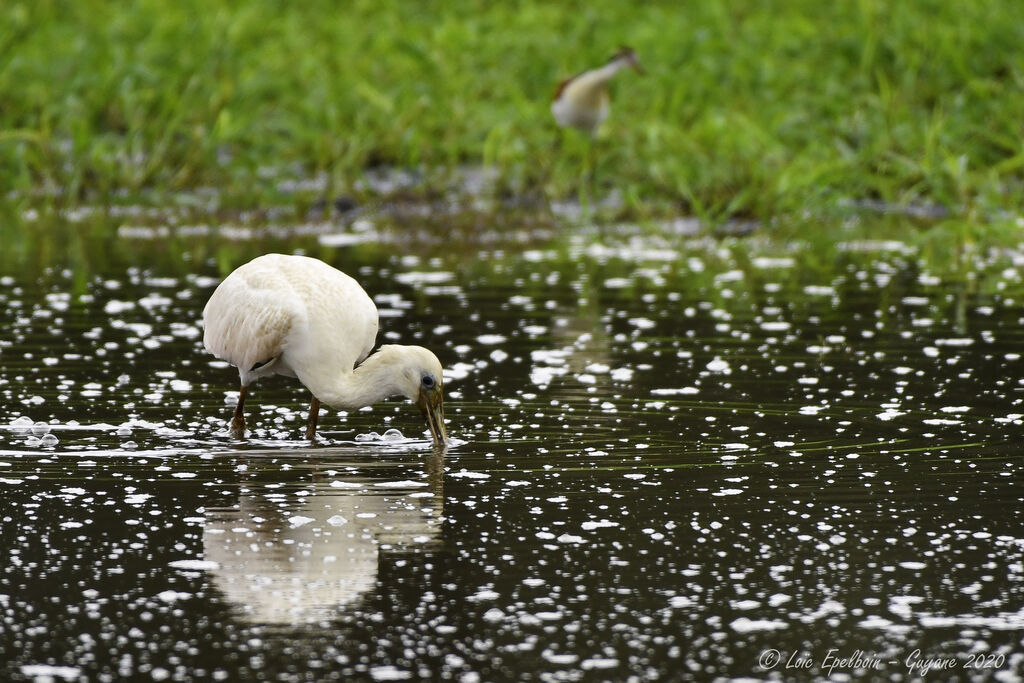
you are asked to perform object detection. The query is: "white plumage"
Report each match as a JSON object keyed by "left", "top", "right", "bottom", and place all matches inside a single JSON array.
[{"left": 203, "top": 253, "right": 448, "bottom": 444}]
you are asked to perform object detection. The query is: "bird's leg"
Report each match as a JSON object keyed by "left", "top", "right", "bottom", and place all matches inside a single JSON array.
[
  {"left": 587, "top": 138, "right": 599, "bottom": 201},
  {"left": 541, "top": 131, "right": 564, "bottom": 212},
  {"left": 230, "top": 385, "right": 248, "bottom": 438},
  {"left": 305, "top": 395, "right": 321, "bottom": 441},
  {"left": 577, "top": 139, "right": 594, "bottom": 222},
  {"left": 589, "top": 138, "right": 609, "bottom": 239}
]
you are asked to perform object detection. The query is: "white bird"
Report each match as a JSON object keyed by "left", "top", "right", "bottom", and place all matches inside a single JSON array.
[
  {"left": 202, "top": 253, "right": 448, "bottom": 445},
  {"left": 551, "top": 46, "right": 644, "bottom": 136}
]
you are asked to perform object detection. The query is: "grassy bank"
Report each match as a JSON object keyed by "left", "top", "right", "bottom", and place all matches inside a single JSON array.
[{"left": 3, "top": 0, "right": 1024, "bottom": 225}]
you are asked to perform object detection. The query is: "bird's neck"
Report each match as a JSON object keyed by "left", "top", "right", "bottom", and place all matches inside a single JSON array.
[
  {"left": 567, "top": 60, "right": 627, "bottom": 99},
  {"left": 592, "top": 59, "right": 630, "bottom": 83},
  {"left": 304, "top": 349, "right": 410, "bottom": 411}
]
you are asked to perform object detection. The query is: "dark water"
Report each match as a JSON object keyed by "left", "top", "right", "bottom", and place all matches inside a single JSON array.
[{"left": 1, "top": 224, "right": 1023, "bottom": 681}]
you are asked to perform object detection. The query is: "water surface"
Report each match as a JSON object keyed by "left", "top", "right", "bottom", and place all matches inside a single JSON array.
[{"left": 1, "top": 224, "right": 1023, "bottom": 680}]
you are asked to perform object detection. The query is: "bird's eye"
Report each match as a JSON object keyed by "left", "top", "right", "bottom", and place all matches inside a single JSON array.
[{"left": 421, "top": 375, "right": 435, "bottom": 389}]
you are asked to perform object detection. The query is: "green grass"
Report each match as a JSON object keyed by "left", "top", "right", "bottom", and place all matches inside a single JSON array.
[{"left": 3, "top": 0, "right": 1024, "bottom": 227}]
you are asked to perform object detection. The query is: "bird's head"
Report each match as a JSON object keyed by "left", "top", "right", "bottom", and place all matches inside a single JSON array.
[
  {"left": 610, "top": 46, "right": 644, "bottom": 74},
  {"left": 384, "top": 345, "right": 448, "bottom": 447}
]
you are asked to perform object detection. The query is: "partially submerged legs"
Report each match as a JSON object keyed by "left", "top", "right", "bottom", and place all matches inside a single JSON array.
[
  {"left": 230, "top": 385, "right": 249, "bottom": 438},
  {"left": 305, "top": 395, "right": 321, "bottom": 441},
  {"left": 229, "top": 386, "right": 322, "bottom": 441}
]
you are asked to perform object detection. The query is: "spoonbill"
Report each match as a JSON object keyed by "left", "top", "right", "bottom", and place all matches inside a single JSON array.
[
  {"left": 202, "top": 253, "right": 448, "bottom": 445},
  {"left": 551, "top": 46, "right": 644, "bottom": 136}
]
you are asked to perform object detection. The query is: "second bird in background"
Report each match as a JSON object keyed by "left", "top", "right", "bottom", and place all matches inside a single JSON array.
[{"left": 551, "top": 46, "right": 644, "bottom": 137}]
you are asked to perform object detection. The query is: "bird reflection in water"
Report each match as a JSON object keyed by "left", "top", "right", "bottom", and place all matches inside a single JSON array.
[{"left": 201, "top": 452, "right": 445, "bottom": 625}]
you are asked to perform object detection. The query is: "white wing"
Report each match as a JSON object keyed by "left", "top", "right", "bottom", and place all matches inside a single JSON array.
[{"left": 203, "top": 254, "right": 379, "bottom": 386}]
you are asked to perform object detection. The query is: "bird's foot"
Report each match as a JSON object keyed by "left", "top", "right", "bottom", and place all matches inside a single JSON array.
[{"left": 229, "top": 418, "right": 246, "bottom": 439}]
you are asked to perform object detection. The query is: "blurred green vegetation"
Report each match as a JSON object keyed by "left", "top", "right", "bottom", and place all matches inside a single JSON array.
[{"left": 2, "top": 0, "right": 1024, "bottom": 229}]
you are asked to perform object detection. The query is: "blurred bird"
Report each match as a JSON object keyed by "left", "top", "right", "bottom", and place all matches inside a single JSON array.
[
  {"left": 203, "top": 253, "right": 448, "bottom": 445},
  {"left": 551, "top": 46, "right": 644, "bottom": 136}
]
